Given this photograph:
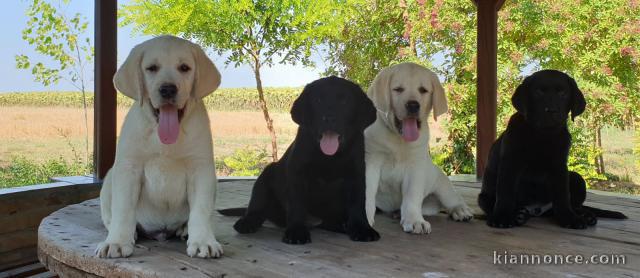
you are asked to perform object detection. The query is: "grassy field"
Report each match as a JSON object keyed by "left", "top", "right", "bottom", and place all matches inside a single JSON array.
[{"left": 0, "top": 106, "right": 299, "bottom": 166}]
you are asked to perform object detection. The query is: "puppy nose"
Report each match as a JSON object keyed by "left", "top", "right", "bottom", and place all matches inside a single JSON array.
[
  {"left": 159, "top": 84, "right": 177, "bottom": 99},
  {"left": 405, "top": 101, "right": 420, "bottom": 114}
]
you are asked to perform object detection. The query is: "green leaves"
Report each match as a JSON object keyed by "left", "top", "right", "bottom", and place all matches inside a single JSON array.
[
  {"left": 16, "top": 0, "right": 93, "bottom": 89},
  {"left": 327, "top": 0, "right": 639, "bottom": 178},
  {"left": 122, "top": 0, "right": 342, "bottom": 70}
]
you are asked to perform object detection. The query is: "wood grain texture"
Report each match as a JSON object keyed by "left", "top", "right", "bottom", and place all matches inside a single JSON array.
[
  {"left": 38, "top": 180, "right": 639, "bottom": 277},
  {"left": 93, "top": 0, "right": 117, "bottom": 180},
  {"left": 475, "top": 0, "right": 502, "bottom": 178},
  {"left": 0, "top": 183, "right": 101, "bottom": 270}
]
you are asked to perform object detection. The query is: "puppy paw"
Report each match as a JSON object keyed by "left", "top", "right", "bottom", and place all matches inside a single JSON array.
[
  {"left": 176, "top": 225, "right": 189, "bottom": 240},
  {"left": 575, "top": 208, "right": 597, "bottom": 226},
  {"left": 346, "top": 221, "right": 380, "bottom": 242},
  {"left": 401, "top": 218, "right": 432, "bottom": 234},
  {"left": 514, "top": 207, "right": 530, "bottom": 226},
  {"left": 449, "top": 205, "right": 474, "bottom": 222},
  {"left": 95, "top": 241, "right": 134, "bottom": 258},
  {"left": 557, "top": 215, "right": 588, "bottom": 230},
  {"left": 487, "top": 211, "right": 519, "bottom": 229},
  {"left": 187, "top": 236, "right": 223, "bottom": 258},
  {"left": 282, "top": 226, "right": 311, "bottom": 245},
  {"left": 233, "top": 216, "right": 261, "bottom": 234}
]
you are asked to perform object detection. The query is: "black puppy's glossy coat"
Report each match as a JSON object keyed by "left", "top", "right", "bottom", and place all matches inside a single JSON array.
[
  {"left": 478, "top": 70, "right": 626, "bottom": 229},
  {"left": 222, "top": 76, "right": 380, "bottom": 244}
]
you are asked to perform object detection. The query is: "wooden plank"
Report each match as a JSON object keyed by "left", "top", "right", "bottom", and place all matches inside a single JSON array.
[
  {"left": 0, "top": 182, "right": 100, "bottom": 270},
  {"left": 0, "top": 262, "right": 46, "bottom": 278},
  {"left": 0, "top": 247, "right": 37, "bottom": 272},
  {"left": 475, "top": 0, "right": 501, "bottom": 178},
  {"left": 0, "top": 206, "right": 65, "bottom": 235},
  {"left": 37, "top": 181, "right": 640, "bottom": 277},
  {"left": 29, "top": 271, "right": 58, "bottom": 278},
  {"left": 0, "top": 183, "right": 100, "bottom": 215},
  {"left": 93, "top": 0, "right": 118, "bottom": 180},
  {"left": 0, "top": 229, "right": 37, "bottom": 253}
]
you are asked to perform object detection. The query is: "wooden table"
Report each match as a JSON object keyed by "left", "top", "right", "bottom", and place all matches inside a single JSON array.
[{"left": 38, "top": 180, "right": 640, "bottom": 277}]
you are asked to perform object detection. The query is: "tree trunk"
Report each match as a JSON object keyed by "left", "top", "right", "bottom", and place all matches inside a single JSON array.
[
  {"left": 253, "top": 63, "right": 278, "bottom": 162},
  {"left": 596, "top": 126, "right": 605, "bottom": 175}
]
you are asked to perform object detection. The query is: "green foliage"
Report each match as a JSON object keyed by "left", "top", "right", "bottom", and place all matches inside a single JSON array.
[
  {"left": 0, "top": 89, "right": 302, "bottom": 111},
  {"left": 635, "top": 130, "right": 640, "bottom": 174},
  {"left": 0, "top": 156, "right": 91, "bottom": 188},
  {"left": 221, "top": 148, "right": 269, "bottom": 176},
  {"left": 568, "top": 122, "right": 606, "bottom": 184},
  {"left": 327, "top": 0, "right": 640, "bottom": 181},
  {"left": 323, "top": 0, "right": 417, "bottom": 86},
  {"left": 122, "top": 0, "right": 344, "bottom": 160},
  {"left": 15, "top": 0, "right": 93, "bottom": 88},
  {"left": 16, "top": 0, "right": 94, "bottom": 171},
  {"left": 122, "top": 0, "right": 342, "bottom": 69}
]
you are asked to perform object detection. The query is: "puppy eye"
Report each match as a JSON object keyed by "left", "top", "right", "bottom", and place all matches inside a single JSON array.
[
  {"left": 145, "top": 65, "right": 158, "bottom": 73},
  {"left": 418, "top": 87, "right": 429, "bottom": 94},
  {"left": 178, "top": 64, "right": 191, "bottom": 73},
  {"left": 393, "top": 87, "right": 404, "bottom": 93}
]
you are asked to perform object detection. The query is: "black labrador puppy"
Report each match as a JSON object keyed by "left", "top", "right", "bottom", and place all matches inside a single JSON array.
[
  {"left": 220, "top": 76, "right": 380, "bottom": 244},
  {"left": 478, "top": 70, "right": 626, "bottom": 229}
]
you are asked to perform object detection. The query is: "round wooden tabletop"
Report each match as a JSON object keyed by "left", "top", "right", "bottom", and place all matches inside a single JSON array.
[{"left": 38, "top": 181, "right": 640, "bottom": 278}]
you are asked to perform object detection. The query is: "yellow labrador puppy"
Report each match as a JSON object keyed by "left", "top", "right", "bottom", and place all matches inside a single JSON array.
[
  {"left": 96, "top": 36, "right": 223, "bottom": 258},
  {"left": 364, "top": 62, "right": 474, "bottom": 234}
]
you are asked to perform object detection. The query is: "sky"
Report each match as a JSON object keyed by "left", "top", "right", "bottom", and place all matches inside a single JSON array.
[{"left": 0, "top": 0, "right": 327, "bottom": 92}]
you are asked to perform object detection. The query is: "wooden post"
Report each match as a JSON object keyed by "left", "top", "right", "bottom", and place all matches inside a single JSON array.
[
  {"left": 94, "top": 0, "right": 117, "bottom": 180},
  {"left": 474, "top": 0, "right": 504, "bottom": 179}
]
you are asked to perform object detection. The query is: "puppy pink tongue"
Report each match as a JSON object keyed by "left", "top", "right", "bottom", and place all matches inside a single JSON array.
[
  {"left": 402, "top": 118, "right": 419, "bottom": 142},
  {"left": 320, "top": 131, "right": 340, "bottom": 156},
  {"left": 158, "top": 105, "right": 179, "bottom": 144}
]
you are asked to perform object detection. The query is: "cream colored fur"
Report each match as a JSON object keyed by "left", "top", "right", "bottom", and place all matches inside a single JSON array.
[
  {"left": 364, "top": 62, "right": 474, "bottom": 234},
  {"left": 96, "top": 36, "right": 223, "bottom": 258}
]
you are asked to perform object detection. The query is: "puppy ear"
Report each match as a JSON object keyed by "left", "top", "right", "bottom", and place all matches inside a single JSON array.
[
  {"left": 356, "top": 86, "right": 377, "bottom": 129},
  {"left": 429, "top": 71, "right": 448, "bottom": 121},
  {"left": 367, "top": 67, "right": 392, "bottom": 112},
  {"left": 191, "top": 43, "right": 221, "bottom": 99},
  {"left": 568, "top": 76, "right": 586, "bottom": 121},
  {"left": 114, "top": 44, "right": 146, "bottom": 105},
  {"left": 291, "top": 85, "right": 310, "bottom": 125},
  {"left": 512, "top": 76, "right": 530, "bottom": 117}
]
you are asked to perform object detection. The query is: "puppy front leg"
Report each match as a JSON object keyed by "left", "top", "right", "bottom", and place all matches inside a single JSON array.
[
  {"left": 431, "top": 169, "right": 474, "bottom": 222},
  {"left": 401, "top": 168, "right": 431, "bottom": 234},
  {"left": 96, "top": 165, "right": 141, "bottom": 258},
  {"left": 550, "top": 168, "right": 587, "bottom": 229},
  {"left": 365, "top": 153, "right": 383, "bottom": 226},
  {"left": 345, "top": 158, "right": 380, "bottom": 242},
  {"left": 283, "top": 174, "right": 310, "bottom": 244},
  {"left": 488, "top": 159, "right": 524, "bottom": 228},
  {"left": 186, "top": 164, "right": 223, "bottom": 258}
]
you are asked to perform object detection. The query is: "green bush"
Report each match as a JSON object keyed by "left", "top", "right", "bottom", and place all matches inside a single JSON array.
[
  {"left": 635, "top": 130, "right": 640, "bottom": 175},
  {"left": 0, "top": 88, "right": 302, "bottom": 112},
  {"left": 221, "top": 148, "right": 269, "bottom": 176},
  {"left": 568, "top": 122, "right": 606, "bottom": 185},
  {"left": 0, "top": 156, "right": 91, "bottom": 188}
]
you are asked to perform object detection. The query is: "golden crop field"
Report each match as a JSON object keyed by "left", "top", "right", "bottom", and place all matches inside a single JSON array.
[{"left": 0, "top": 106, "right": 299, "bottom": 166}]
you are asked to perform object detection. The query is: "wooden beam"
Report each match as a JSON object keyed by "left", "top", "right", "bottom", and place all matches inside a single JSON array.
[
  {"left": 94, "top": 0, "right": 117, "bottom": 180},
  {"left": 475, "top": 0, "right": 503, "bottom": 178},
  {"left": 0, "top": 182, "right": 100, "bottom": 270}
]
